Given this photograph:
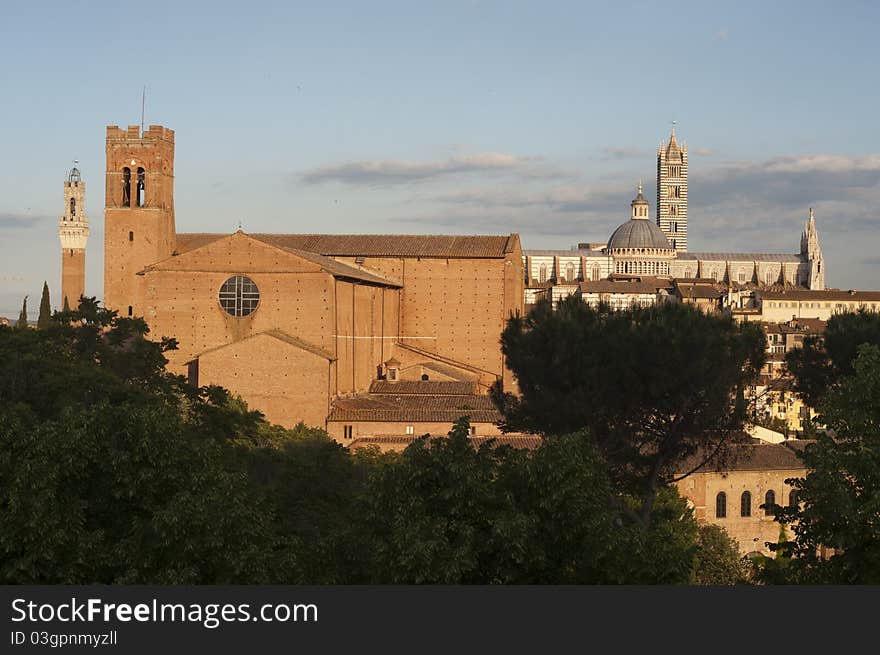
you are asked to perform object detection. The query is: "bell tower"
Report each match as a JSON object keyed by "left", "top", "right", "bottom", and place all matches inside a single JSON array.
[
  {"left": 59, "top": 163, "right": 89, "bottom": 310},
  {"left": 103, "top": 124, "right": 176, "bottom": 317},
  {"left": 657, "top": 125, "right": 688, "bottom": 252}
]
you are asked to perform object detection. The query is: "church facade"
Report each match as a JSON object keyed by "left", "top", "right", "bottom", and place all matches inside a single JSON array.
[
  {"left": 99, "top": 125, "right": 523, "bottom": 430},
  {"left": 524, "top": 128, "right": 825, "bottom": 305}
]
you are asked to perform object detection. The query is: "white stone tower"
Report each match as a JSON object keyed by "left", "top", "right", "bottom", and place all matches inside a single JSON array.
[
  {"left": 801, "top": 207, "right": 825, "bottom": 290},
  {"left": 59, "top": 163, "right": 89, "bottom": 310},
  {"left": 657, "top": 126, "right": 688, "bottom": 252}
]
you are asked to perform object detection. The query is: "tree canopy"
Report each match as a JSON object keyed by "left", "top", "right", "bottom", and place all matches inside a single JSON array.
[
  {"left": 786, "top": 309, "right": 880, "bottom": 407},
  {"left": 493, "top": 297, "right": 766, "bottom": 527},
  {"left": 767, "top": 344, "right": 880, "bottom": 583}
]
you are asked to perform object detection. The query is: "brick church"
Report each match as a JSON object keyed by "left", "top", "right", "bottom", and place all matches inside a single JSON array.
[{"left": 62, "top": 124, "right": 523, "bottom": 435}]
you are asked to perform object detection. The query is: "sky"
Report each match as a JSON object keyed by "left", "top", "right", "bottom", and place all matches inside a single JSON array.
[{"left": 2, "top": 0, "right": 879, "bottom": 317}]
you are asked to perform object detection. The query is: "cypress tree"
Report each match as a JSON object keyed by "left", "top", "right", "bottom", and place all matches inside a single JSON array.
[
  {"left": 63, "top": 296, "right": 71, "bottom": 313},
  {"left": 38, "top": 281, "right": 51, "bottom": 329},
  {"left": 16, "top": 295, "right": 28, "bottom": 329}
]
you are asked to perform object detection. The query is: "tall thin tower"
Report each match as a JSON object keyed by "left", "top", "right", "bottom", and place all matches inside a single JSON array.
[
  {"left": 59, "top": 163, "right": 89, "bottom": 309},
  {"left": 656, "top": 125, "right": 688, "bottom": 251}
]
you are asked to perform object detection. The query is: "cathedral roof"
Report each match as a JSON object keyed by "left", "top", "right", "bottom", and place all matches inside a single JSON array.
[
  {"left": 679, "top": 252, "right": 803, "bottom": 263},
  {"left": 607, "top": 218, "right": 673, "bottom": 250},
  {"left": 175, "top": 233, "right": 520, "bottom": 259}
]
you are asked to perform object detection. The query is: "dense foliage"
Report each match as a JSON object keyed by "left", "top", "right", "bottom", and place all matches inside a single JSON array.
[
  {"left": 786, "top": 309, "right": 880, "bottom": 407},
  {"left": 0, "top": 298, "right": 769, "bottom": 584},
  {"left": 765, "top": 344, "right": 880, "bottom": 583},
  {"left": 493, "top": 297, "right": 766, "bottom": 527}
]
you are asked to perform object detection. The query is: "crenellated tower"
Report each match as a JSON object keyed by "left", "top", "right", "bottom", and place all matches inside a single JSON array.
[
  {"left": 657, "top": 126, "right": 688, "bottom": 251},
  {"left": 103, "top": 124, "right": 176, "bottom": 317},
  {"left": 801, "top": 207, "right": 825, "bottom": 290},
  {"left": 59, "top": 163, "right": 89, "bottom": 310}
]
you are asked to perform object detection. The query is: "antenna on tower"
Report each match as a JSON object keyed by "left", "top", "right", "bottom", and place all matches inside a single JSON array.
[{"left": 140, "top": 86, "right": 146, "bottom": 132}]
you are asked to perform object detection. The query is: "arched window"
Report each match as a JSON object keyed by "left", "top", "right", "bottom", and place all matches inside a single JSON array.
[
  {"left": 122, "top": 167, "right": 131, "bottom": 207},
  {"left": 566, "top": 262, "right": 575, "bottom": 282},
  {"left": 128, "top": 231, "right": 134, "bottom": 242},
  {"left": 70, "top": 197, "right": 76, "bottom": 217},
  {"left": 789, "top": 490, "right": 799, "bottom": 507},
  {"left": 764, "top": 490, "right": 776, "bottom": 515},
  {"left": 592, "top": 264, "right": 601, "bottom": 281},
  {"left": 765, "top": 270, "right": 773, "bottom": 286},
  {"left": 741, "top": 491, "right": 752, "bottom": 517},
  {"left": 712, "top": 270, "right": 718, "bottom": 282},
  {"left": 716, "top": 492, "right": 727, "bottom": 518},
  {"left": 538, "top": 264, "right": 547, "bottom": 283},
  {"left": 136, "top": 167, "right": 146, "bottom": 207}
]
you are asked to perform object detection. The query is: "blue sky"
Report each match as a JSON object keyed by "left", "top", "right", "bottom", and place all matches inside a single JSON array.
[{"left": 2, "top": 0, "right": 879, "bottom": 316}]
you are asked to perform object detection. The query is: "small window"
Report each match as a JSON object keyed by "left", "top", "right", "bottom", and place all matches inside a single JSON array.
[
  {"left": 741, "top": 491, "right": 752, "bottom": 517},
  {"left": 127, "top": 305, "right": 133, "bottom": 317},
  {"left": 343, "top": 425, "right": 353, "bottom": 439},
  {"left": 764, "top": 490, "right": 776, "bottom": 515},
  {"left": 470, "top": 426, "right": 476, "bottom": 436},
  {"left": 129, "top": 231, "right": 134, "bottom": 242},
  {"left": 405, "top": 425, "right": 415, "bottom": 435},
  {"left": 789, "top": 490, "right": 799, "bottom": 507},
  {"left": 716, "top": 492, "right": 727, "bottom": 518},
  {"left": 538, "top": 263, "right": 548, "bottom": 283},
  {"left": 388, "top": 368, "right": 397, "bottom": 381},
  {"left": 70, "top": 197, "right": 76, "bottom": 217},
  {"left": 122, "top": 167, "right": 131, "bottom": 207},
  {"left": 566, "top": 262, "right": 575, "bottom": 281},
  {"left": 421, "top": 373, "right": 429, "bottom": 381}
]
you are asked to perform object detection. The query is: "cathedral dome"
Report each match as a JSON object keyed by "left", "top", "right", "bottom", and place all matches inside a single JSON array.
[
  {"left": 607, "top": 219, "right": 672, "bottom": 250},
  {"left": 607, "top": 183, "right": 672, "bottom": 251}
]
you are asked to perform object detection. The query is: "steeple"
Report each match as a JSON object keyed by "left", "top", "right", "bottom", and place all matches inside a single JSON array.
[
  {"left": 59, "top": 161, "right": 89, "bottom": 310},
  {"left": 800, "top": 207, "right": 825, "bottom": 290}
]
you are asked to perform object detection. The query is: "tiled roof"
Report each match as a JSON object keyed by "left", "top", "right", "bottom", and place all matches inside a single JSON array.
[
  {"left": 676, "top": 439, "right": 810, "bottom": 474},
  {"left": 348, "top": 434, "right": 543, "bottom": 450},
  {"left": 676, "top": 285, "right": 724, "bottom": 299},
  {"left": 328, "top": 393, "right": 501, "bottom": 423},
  {"left": 679, "top": 252, "right": 803, "bottom": 263},
  {"left": 523, "top": 249, "right": 606, "bottom": 257},
  {"left": 579, "top": 278, "right": 669, "bottom": 294},
  {"left": 252, "top": 233, "right": 518, "bottom": 258},
  {"left": 369, "top": 380, "right": 478, "bottom": 395},
  {"left": 762, "top": 289, "right": 880, "bottom": 301}
]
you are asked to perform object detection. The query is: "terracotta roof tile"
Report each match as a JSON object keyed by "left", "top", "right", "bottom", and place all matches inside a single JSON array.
[
  {"left": 369, "top": 380, "right": 479, "bottom": 395},
  {"left": 677, "top": 439, "right": 810, "bottom": 474},
  {"left": 348, "top": 434, "right": 542, "bottom": 450},
  {"left": 762, "top": 289, "right": 880, "bottom": 301},
  {"left": 329, "top": 393, "right": 500, "bottom": 423},
  {"left": 251, "top": 233, "right": 517, "bottom": 258}
]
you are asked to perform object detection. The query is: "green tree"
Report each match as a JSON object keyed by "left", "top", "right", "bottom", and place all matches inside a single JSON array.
[
  {"left": 494, "top": 297, "right": 766, "bottom": 528},
  {"left": 15, "top": 295, "right": 27, "bottom": 328},
  {"left": 787, "top": 309, "right": 880, "bottom": 407},
  {"left": 37, "top": 281, "right": 51, "bottom": 329},
  {"left": 353, "top": 419, "right": 699, "bottom": 584},
  {"left": 767, "top": 344, "right": 880, "bottom": 583},
  {"left": 692, "top": 524, "right": 751, "bottom": 585},
  {"left": 0, "top": 298, "right": 285, "bottom": 583}
]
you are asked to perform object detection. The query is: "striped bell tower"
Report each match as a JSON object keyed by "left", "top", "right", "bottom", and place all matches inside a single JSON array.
[{"left": 656, "top": 125, "right": 688, "bottom": 252}]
